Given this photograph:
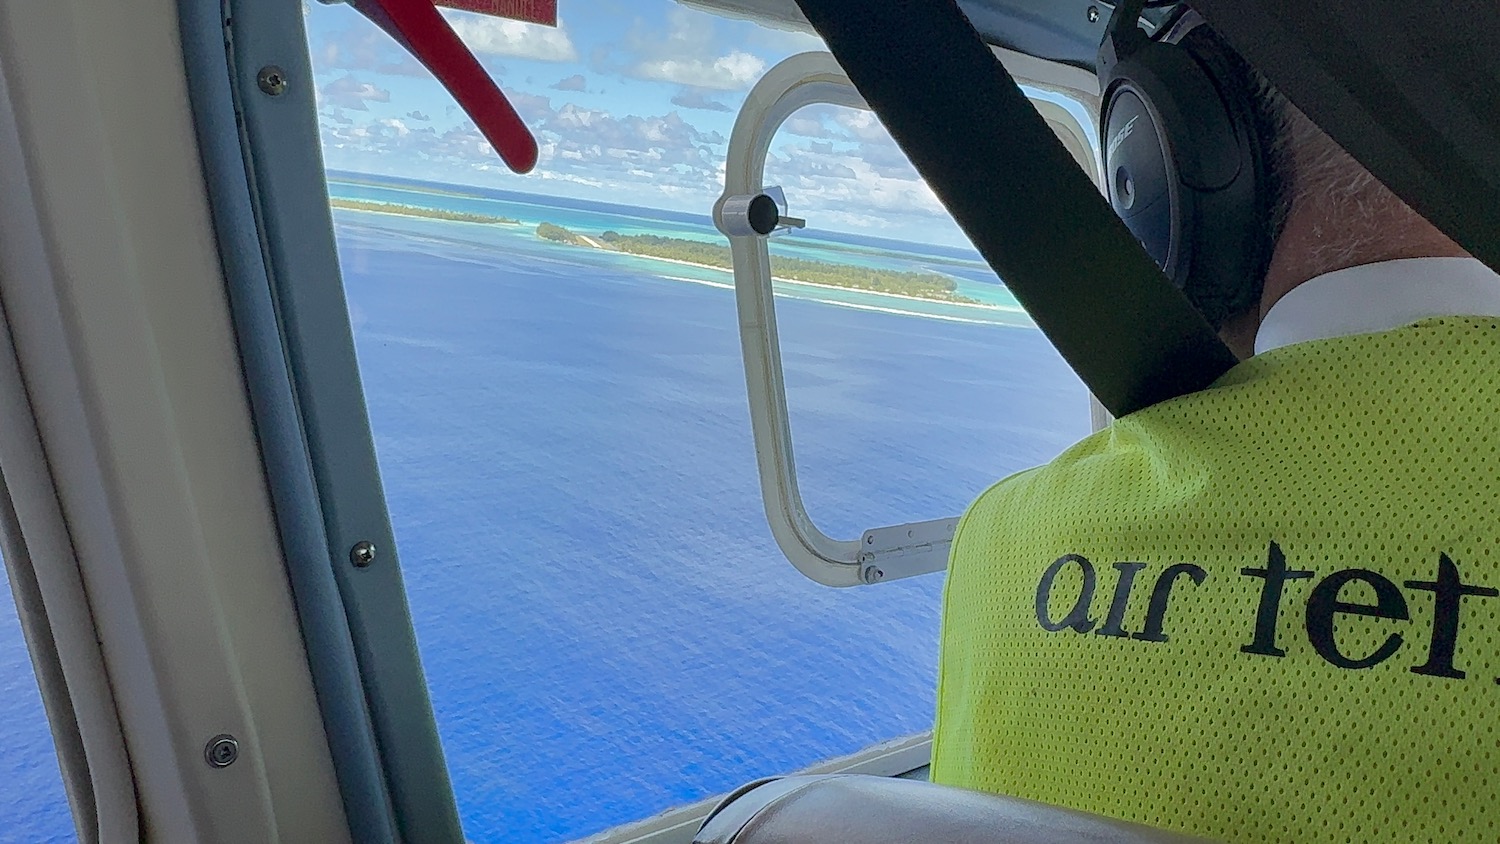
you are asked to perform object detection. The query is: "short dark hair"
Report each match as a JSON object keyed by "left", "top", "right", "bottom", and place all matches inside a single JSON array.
[{"left": 1247, "top": 77, "right": 1299, "bottom": 252}]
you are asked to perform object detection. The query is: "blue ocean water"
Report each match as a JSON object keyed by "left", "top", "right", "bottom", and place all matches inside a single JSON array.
[
  {"left": 0, "top": 182, "right": 1090, "bottom": 843},
  {"left": 0, "top": 586, "right": 73, "bottom": 842}
]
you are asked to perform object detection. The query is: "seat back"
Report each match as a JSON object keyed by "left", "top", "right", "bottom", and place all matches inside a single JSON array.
[{"left": 694, "top": 775, "right": 1216, "bottom": 843}]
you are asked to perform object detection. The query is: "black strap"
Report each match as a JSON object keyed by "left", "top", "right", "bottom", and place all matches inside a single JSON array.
[{"left": 791, "top": 0, "right": 1238, "bottom": 418}]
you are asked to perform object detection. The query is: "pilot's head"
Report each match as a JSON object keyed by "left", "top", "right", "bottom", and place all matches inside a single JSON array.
[{"left": 1101, "top": 10, "right": 1473, "bottom": 359}]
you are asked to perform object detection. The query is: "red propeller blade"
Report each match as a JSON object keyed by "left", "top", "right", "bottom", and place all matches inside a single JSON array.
[{"left": 350, "top": 0, "right": 541, "bottom": 173}]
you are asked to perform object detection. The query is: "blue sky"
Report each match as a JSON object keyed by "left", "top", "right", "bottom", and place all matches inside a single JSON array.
[{"left": 304, "top": 0, "right": 1088, "bottom": 248}]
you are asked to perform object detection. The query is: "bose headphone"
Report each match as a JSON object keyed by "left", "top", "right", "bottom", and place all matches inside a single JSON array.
[{"left": 1097, "top": 3, "right": 1280, "bottom": 329}]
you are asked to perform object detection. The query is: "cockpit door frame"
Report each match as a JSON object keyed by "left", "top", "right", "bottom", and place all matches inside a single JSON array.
[{"left": 177, "top": 0, "right": 467, "bottom": 839}]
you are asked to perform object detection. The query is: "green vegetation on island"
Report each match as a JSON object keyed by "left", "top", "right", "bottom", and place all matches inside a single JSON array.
[
  {"left": 536, "top": 223, "right": 979, "bottom": 305},
  {"left": 536, "top": 221, "right": 593, "bottom": 246},
  {"left": 330, "top": 197, "right": 518, "bottom": 225},
  {"left": 786, "top": 235, "right": 989, "bottom": 271}
]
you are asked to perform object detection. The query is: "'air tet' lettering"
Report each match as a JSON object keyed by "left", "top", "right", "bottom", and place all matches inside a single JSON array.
[
  {"left": 1034, "top": 542, "right": 1500, "bottom": 683},
  {"left": 1035, "top": 554, "right": 1205, "bottom": 643}
]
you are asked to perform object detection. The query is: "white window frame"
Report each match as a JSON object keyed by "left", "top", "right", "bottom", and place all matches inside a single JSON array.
[{"left": 714, "top": 51, "right": 1102, "bottom": 587}]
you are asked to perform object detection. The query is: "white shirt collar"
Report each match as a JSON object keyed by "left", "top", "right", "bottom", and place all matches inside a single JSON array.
[{"left": 1254, "top": 257, "right": 1500, "bottom": 355}]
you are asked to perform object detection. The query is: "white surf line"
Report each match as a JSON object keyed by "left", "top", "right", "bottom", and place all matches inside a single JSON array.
[
  {"left": 794, "top": 296, "right": 1020, "bottom": 326},
  {"left": 661, "top": 275, "right": 1028, "bottom": 327},
  {"left": 774, "top": 278, "right": 1027, "bottom": 315},
  {"left": 662, "top": 275, "right": 735, "bottom": 291},
  {"left": 610, "top": 249, "right": 1025, "bottom": 314}
]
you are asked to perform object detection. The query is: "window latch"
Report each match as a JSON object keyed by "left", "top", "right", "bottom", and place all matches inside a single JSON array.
[
  {"left": 346, "top": 0, "right": 540, "bottom": 173},
  {"left": 718, "top": 187, "right": 805, "bottom": 237}
]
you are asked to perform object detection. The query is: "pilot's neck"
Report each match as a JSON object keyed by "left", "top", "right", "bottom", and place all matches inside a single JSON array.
[
  {"left": 1260, "top": 184, "right": 1469, "bottom": 319},
  {"left": 1224, "top": 176, "right": 1482, "bottom": 358}
]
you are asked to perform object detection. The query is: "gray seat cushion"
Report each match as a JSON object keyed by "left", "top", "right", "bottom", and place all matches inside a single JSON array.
[{"left": 694, "top": 775, "right": 1216, "bottom": 844}]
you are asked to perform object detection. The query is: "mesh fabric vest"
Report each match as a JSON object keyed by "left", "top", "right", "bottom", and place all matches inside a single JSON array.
[{"left": 932, "top": 317, "right": 1500, "bottom": 843}]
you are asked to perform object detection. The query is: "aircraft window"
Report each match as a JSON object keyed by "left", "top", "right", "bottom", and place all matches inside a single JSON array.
[
  {"left": 305, "top": 2, "right": 1092, "bottom": 841},
  {"left": 0, "top": 569, "right": 75, "bottom": 841}
]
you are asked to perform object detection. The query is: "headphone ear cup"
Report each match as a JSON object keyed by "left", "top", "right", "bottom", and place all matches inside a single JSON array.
[
  {"left": 1100, "top": 61, "right": 1188, "bottom": 283},
  {"left": 1099, "top": 31, "right": 1273, "bottom": 329}
]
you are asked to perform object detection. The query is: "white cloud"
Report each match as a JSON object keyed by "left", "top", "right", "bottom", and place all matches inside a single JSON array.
[
  {"left": 320, "top": 75, "right": 391, "bottom": 111},
  {"left": 331, "top": 98, "right": 911, "bottom": 225},
  {"left": 320, "top": 89, "right": 731, "bottom": 210},
  {"left": 622, "top": 6, "right": 769, "bottom": 91},
  {"left": 784, "top": 114, "right": 836, "bottom": 139},
  {"left": 376, "top": 117, "right": 411, "bottom": 136},
  {"left": 551, "top": 74, "right": 588, "bottom": 92},
  {"left": 505, "top": 89, "right": 556, "bottom": 123},
  {"left": 833, "top": 109, "right": 890, "bottom": 142},
  {"left": 744, "top": 24, "right": 825, "bottom": 54},
  {"left": 634, "top": 51, "right": 765, "bottom": 90},
  {"left": 759, "top": 107, "right": 956, "bottom": 239},
  {"left": 443, "top": 11, "right": 578, "bottom": 62},
  {"left": 670, "top": 89, "right": 732, "bottom": 112},
  {"left": 316, "top": 25, "right": 428, "bottom": 77},
  {"left": 778, "top": 105, "right": 891, "bottom": 143}
]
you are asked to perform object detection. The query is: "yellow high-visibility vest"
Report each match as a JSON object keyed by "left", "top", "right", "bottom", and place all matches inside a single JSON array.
[{"left": 932, "top": 317, "right": 1500, "bottom": 843}]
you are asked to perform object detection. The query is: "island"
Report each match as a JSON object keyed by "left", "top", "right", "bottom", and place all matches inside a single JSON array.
[
  {"left": 536, "top": 221, "right": 595, "bottom": 246},
  {"left": 537, "top": 222, "right": 980, "bottom": 305},
  {"left": 330, "top": 197, "right": 518, "bottom": 225}
]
